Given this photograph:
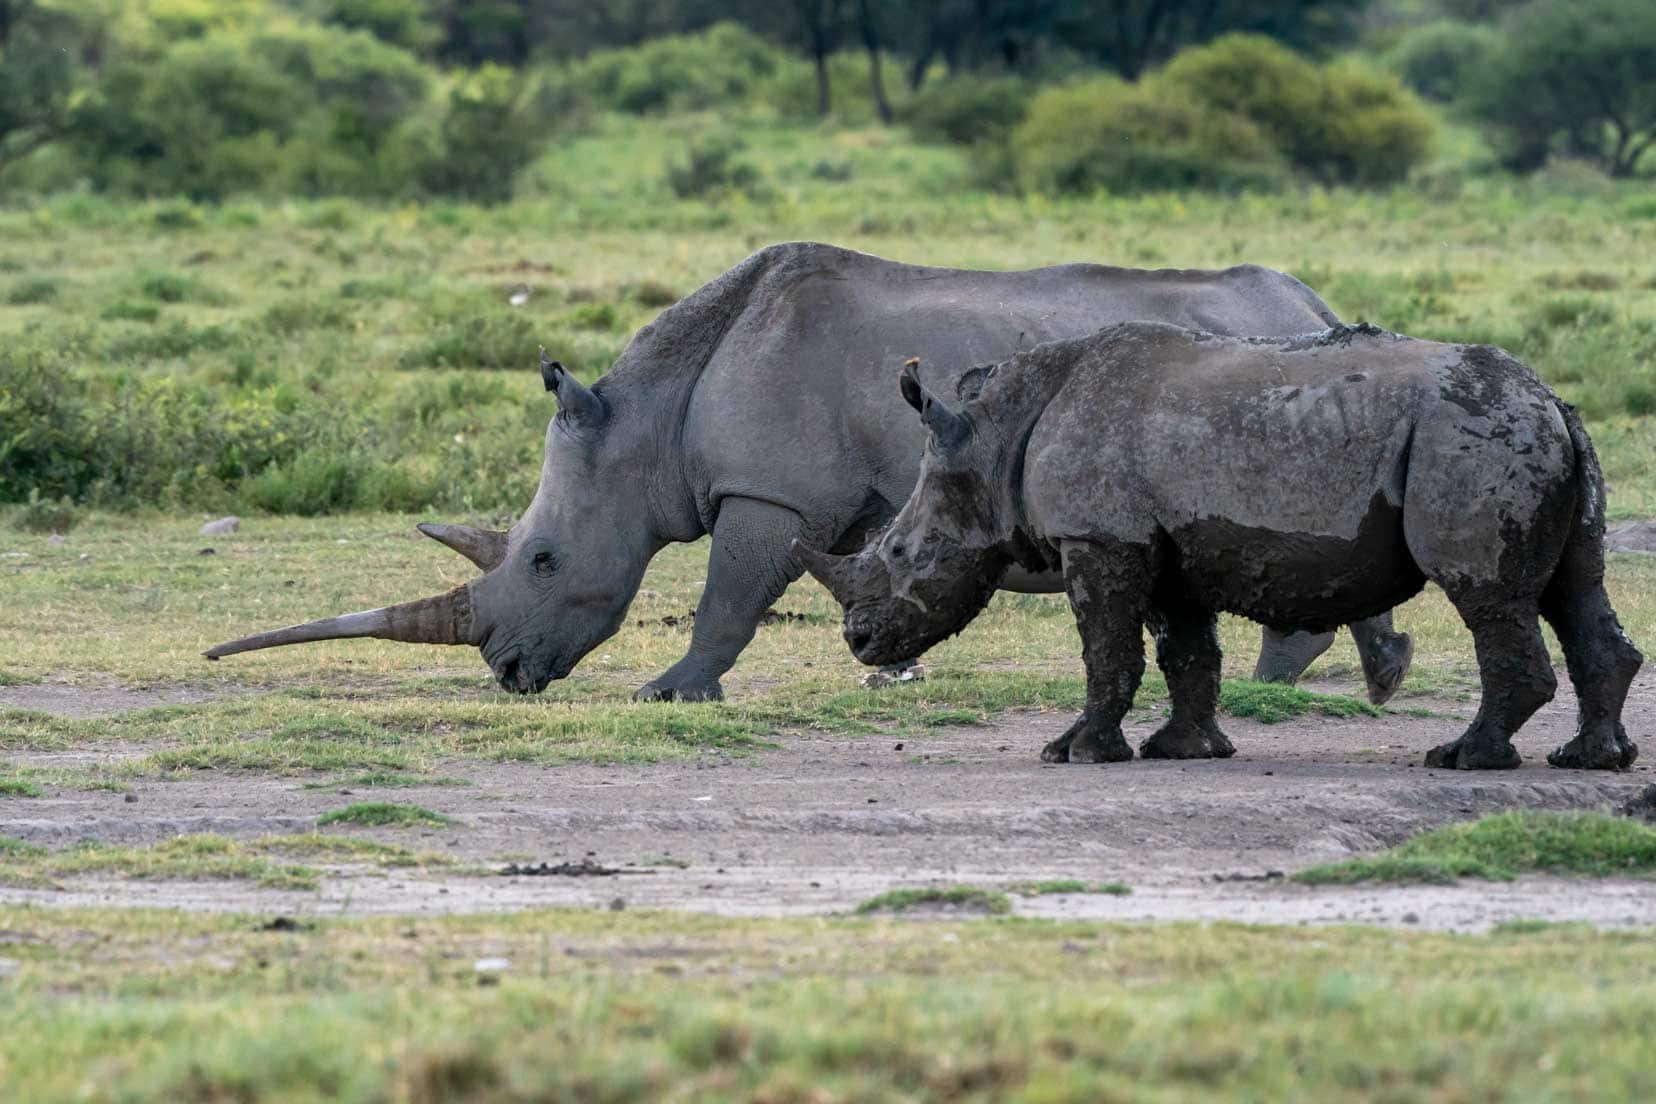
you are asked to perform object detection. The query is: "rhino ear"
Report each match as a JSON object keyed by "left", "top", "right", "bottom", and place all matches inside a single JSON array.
[
  {"left": 899, "top": 357, "right": 969, "bottom": 451},
  {"left": 899, "top": 357, "right": 926, "bottom": 414},
  {"left": 540, "top": 347, "right": 605, "bottom": 428}
]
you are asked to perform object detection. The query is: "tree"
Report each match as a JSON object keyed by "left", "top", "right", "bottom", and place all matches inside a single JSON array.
[
  {"left": 1468, "top": 0, "right": 1656, "bottom": 177},
  {"left": 1052, "top": 0, "right": 1370, "bottom": 80},
  {"left": 0, "top": 0, "right": 81, "bottom": 173},
  {"left": 854, "top": 0, "right": 892, "bottom": 123},
  {"left": 792, "top": 0, "right": 843, "bottom": 117}
]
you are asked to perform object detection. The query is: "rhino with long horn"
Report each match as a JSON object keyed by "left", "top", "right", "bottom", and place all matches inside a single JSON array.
[{"left": 207, "top": 243, "right": 1414, "bottom": 700}]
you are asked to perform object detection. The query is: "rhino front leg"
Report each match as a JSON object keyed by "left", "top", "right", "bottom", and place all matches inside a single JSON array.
[
  {"left": 634, "top": 497, "right": 806, "bottom": 703},
  {"left": 1348, "top": 612, "right": 1414, "bottom": 705},
  {"left": 1041, "top": 539, "right": 1152, "bottom": 765}
]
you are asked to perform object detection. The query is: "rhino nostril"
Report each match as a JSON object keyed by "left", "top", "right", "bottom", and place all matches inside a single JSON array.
[
  {"left": 497, "top": 657, "right": 520, "bottom": 688},
  {"left": 847, "top": 627, "right": 873, "bottom": 653}
]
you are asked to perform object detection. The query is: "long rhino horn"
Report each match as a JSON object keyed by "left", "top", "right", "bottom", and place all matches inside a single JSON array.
[
  {"left": 204, "top": 586, "right": 480, "bottom": 660},
  {"left": 792, "top": 540, "right": 860, "bottom": 608},
  {"left": 417, "top": 522, "right": 508, "bottom": 571}
]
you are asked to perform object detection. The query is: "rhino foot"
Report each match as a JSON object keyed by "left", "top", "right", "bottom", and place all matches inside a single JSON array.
[
  {"left": 1139, "top": 719, "right": 1235, "bottom": 760},
  {"left": 1548, "top": 724, "right": 1638, "bottom": 771},
  {"left": 633, "top": 677, "right": 724, "bottom": 703},
  {"left": 1041, "top": 716, "right": 1133, "bottom": 764},
  {"left": 1360, "top": 631, "right": 1414, "bottom": 706},
  {"left": 1424, "top": 730, "right": 1522, "bottom": 770}
]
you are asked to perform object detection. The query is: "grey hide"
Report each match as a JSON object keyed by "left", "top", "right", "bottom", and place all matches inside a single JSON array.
[
  {"left": 207, "top": 242, "right": 1411, "bottom": 701},
  {"left": 798, "top": 322, "right": 1642, "bottom": 771}
]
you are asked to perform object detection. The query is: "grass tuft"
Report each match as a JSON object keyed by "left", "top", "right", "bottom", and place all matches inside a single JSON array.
[
  {"left": 1012, "top": 880, "right": 1132, "bottom": 897},
  {"left": 317, "top": 802, "right": 452, "bottom": 828},
  {"left": 0, "top": 778, "right": 43, "bottom": 797},
  {"left": 1218, "top": 680, "right": 1380, "bottom": 724},
  {"left": 856, "top": 886, "right": 1012, "bottom": 915},
  {"left": 1294, "top": 811, "right": 1656, "bottom": 885}
]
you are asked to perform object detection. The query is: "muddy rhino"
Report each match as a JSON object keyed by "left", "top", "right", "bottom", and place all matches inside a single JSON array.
[
  {"left": 205, "top": 243, "right": 1410, "bottom": 700},
  {"left": 798, "top": 322, "right": 1642, "bottom": 771}
]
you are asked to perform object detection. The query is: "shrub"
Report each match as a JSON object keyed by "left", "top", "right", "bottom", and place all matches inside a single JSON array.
[
  {"left": 1161, "top": 34, "right": 1434, "bottom": 187},
  {"left": 75, "top": 23, "right": 431, "bottom": 200},
  {"left": 414, "top": 65, "right": 565, "bottom": 204},
  {"left": 571, "top": 23, "right": 782, "bottom": 115},
  {"left": 1386, "top": 20, "right": 1502, "bottom": 104},
  {"left": 11, "top": 490, "right": 78, "bottom": 534},
  {"left": 665, "top": 134, "right": 763, "bottom": 199},
  {"left": 1465, "top": 0, "right": 1656, "bottom": 177},
  {"left": 4, "top": 277, "right": 58, "bottom": 305},
  {"left": 1010, "top": 77, "right": 1288, "bottom": 196},
  {"left": 0, "top": 344, "right": 96, "bottom": 503},
  {"left": 903, "top": 75, "right": 1032, "bottom": 146}
]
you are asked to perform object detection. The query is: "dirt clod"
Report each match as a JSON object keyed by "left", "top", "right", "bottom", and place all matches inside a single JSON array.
[
  {"left": 500, "top": 860, "right": 642, "bottom": 877},
  {"left": 1618, "top": 784, "right": 1656, "bottom": 823}
]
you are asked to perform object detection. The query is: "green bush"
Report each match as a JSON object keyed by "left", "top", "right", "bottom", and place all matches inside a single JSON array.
[
  {"left": 76, "top": 23, "right": 429, "bottom": 200},
  {"left": 10, "top": 490, "right": 79, "bottom": 534},
  {"left": 665, "top": 134, "right": 763, "bottom": 199},
  {"left": 572, "top": 23, "right": 782, "bottom": 115},
  {"left": 904, "top": 76, "right": 1031, "bottom": 146},
  {"left": 4, "top": 276, "right": 58, "bottom": 305},
  {"left": 1010, "top": 77, "right": 1288, "bottom": 196},
  {"left": 1386, "top": 20, "right": 1502, "bottom": 104},
  {"left": 1162, "top": 35, "right": 1435, "bottom": 187},
  {"left": 68, "top": 20, "right": 561, "bottom": 202},
  {"left": 414, "top": 64, "right": 567, "bottom": 203}
]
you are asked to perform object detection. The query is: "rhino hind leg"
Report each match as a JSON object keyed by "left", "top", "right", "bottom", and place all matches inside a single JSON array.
[
  {"left": 1540, "top": 540, "right": 1643, "bottom": 771},
  {"left": 1141, "top": 600, "right": 1234, "bottom": 760},
  {"left": 634, "top": 497, "right": 807, "bottom": 703},
  {"left": 1041, "top": 540, "right": 1150, "bottom": 765},
  {"left": 1424, "top": 596, "right": 1554, "bottom": 770}
]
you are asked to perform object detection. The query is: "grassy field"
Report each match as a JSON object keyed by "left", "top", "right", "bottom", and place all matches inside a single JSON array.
[
  {"left": 5, "top": 115, "right": 1656, "bottom": 1102},
  {"left": 3, "top": 114, "right": 1655, "bottom": 518},
  {"left": 1, "top": 905, "right": 1655, "bottom": 1101},
  {"left": 2, "top": 514, "right": 1653, "bottom": 783}
]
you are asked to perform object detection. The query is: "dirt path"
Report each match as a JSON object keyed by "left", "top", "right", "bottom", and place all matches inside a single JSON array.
[{"left": 3, "top": 670, "right": 1653, "bottom": 930}]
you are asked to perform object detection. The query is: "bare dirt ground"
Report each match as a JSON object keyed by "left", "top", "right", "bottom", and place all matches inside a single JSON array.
[{"left": 3, "top": 667, "right": 1654, "bottom": 931}]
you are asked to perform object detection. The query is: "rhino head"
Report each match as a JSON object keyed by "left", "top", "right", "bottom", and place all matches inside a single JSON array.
[
  {"left": 206, "top": 351, "right": 657, "bottom": 694},
  {"left": 796, "top": 359, "right": 1017, "bottom": 666}
]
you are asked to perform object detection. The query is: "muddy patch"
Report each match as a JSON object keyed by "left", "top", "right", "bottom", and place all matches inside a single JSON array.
[
  {"left": 1, "top": 668, "right": 1653, "bottom": 930},
  {"left": 0, "top": 682, "right": 244, "bottom": 719}
]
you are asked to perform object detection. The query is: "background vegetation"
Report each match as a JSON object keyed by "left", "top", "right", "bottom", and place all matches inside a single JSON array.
[{"left": 1, "top": 0, "right": 1653, "bottom": 520}]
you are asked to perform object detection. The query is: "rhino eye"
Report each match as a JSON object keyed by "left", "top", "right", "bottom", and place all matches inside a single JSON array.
[
  {"left": 531, "top": 551, "right": 557, "bottom": 577},
  {"left": 889, "top": 543, "right": 906, "bottom": 558}
]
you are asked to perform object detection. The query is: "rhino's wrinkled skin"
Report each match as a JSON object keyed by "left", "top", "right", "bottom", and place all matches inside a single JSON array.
[
  {"left": 800, "top": 322, "right": 1642, "bottom": 771},
  {"left": 207, "top": 243, "right": 1409, "bottom": 700}
]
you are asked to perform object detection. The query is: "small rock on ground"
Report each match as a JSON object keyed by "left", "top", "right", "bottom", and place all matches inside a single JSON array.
[{"left": 200, "top": 516, "right": 240, "bottom": 536}]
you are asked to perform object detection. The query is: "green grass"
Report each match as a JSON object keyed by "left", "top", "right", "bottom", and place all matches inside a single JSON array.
[
  {"left": 1218, "top": 680, "right": 1381, "bottom": 723},
  {"left": 1295, "top": 812, "right": 1656, "bottom": 885},
  {"left": 1013, "top": 880, "right": 1133, "bottom": 897},
  {"left": 856, "top": 886, "right": 1013, "bottom": 915},
  {"left": 3, "top": 115, "right": 1655, "bottom": 518},
  {"left": 316, "top": 802, "right": 451, "bottom": 828},
  {"left": 0, "top": 777, "right": 43, "bottom": 797},
  {"left": 0, "top": 832, "right": 452, "bottom": 890},
  {"left": 303, "top": 772, "right": 473, "bottom": 790},
  {"left": 3, "top": 906, "right": 1656, "bottom": 1101}
]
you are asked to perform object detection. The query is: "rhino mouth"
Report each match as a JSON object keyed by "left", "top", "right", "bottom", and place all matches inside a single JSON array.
[{"left": 489, "top": 649, "right": 571, "bottom": 695}]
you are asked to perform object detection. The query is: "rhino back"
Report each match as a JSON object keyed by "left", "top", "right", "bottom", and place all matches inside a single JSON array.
[
  {"left": 668, "top": 243, "right": 1333, "bottom": 538},
  {"left": 1022, "top": 325, "right": 1447, "bottom": 544}
]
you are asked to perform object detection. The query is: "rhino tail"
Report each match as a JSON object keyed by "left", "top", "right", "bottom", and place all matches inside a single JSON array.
[{"left": 1555, "top": 400, "right": 1608, "bottom": 558}]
